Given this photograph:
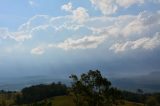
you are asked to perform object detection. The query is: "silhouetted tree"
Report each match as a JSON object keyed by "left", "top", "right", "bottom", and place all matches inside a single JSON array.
[
  {"left": 69, "top": 70, "right": 122, "bottom": 106},
  {"left": 137, "top": 89, "right": 143, "bottom": 94},
  {"left": 137, "top": 89, "right": 146, "bottom": 106}
]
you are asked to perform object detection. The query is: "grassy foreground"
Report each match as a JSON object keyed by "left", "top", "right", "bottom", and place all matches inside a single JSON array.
[
  {"left": 0, "top": 94, "right": 143, "bottom": 106},
  {"left": 49, "top": 96, "right": 143, "bottom": 106}
]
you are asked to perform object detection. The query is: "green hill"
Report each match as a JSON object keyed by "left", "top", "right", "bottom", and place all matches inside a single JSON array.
[
  {"left": 19, "top": 96, "right": 143, "bottom": 106},
  {"left": 52, "top": 96, "right": 143, "bottom": 106},
  {"left": 0, "top": 93, "right": 148, "bottom": 106}
]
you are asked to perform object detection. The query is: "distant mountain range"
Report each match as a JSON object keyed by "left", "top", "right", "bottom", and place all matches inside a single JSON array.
[
  {"left": 111, "top": 71, "right": 160, "bottom": 92},
  {"left": 0, "top": 71, "right": 160, "bottom": 92},
  {"left": 0, "top": 76, "right": 70, "bottom": 91}
]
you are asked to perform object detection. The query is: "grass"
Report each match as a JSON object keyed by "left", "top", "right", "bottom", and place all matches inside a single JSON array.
[
  {"left": 0, "top": 94, "right": 143, "bottom": 106},
  {"left": 51, "top": 96, "right": 143, "bottom": 106},
  {"left": 120, "top": 101, "right": 143, "bottom": 106},
  {"left": 52, "top": 96, "right": 74, "bottom": 106},
  {"left": 0, "top": 93, "right": 17, "bottom": 106},
  {"left": 19, "top": 95, "right": 143, "bottom": 106}
]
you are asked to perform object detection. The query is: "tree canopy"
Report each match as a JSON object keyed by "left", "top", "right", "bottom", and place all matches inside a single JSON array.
[
  {"left": 69, "top": 70, "right": 122, "bottom": 106},
  {"left": 16, "top": 82, "right": 67, "bottom": 104}
]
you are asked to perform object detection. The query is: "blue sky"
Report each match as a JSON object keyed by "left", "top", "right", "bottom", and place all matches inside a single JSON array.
[{"left": 0, "top": 0, "right": 160, "bottom": 79}]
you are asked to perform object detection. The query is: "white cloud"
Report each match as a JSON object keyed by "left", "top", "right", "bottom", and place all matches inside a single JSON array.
[
  {"left": 31, "top": 46, "right": 45, "bottom": 55},
  {"left": 18, "top": 15, "right": 49, "bottom": 31},
  {"left": 110, "top": 32, "right": 160, "bottom": 53},
  {"left": 0, "top": 1, "right": 159, "bottom": 55},
  {"left": 122, "top": 11, "right": 160, "bottom": 37},
  {"left": 116, "top": 0, "right": 144, "bottom": 8},
  {"left": 89, "top": 0, "right": 144, "bottom": 15},
  {"left": 90, "top": 0, "right": 117, "bottom": 15},
  {"left": 87, "top": 11, "right": 159, "bottom": 38},
  {"left": 61, "top": 2, "right": 73, "bottom": 12},
  {"left": 122, "top": 17, "right": 144, "bottom": 37},
  {"left": 57, "top": 35, "right": 106, "bottom": 50},
  {"left": 52, "top": 11, "right": 159, "bottom": 51},
  {"left": 15, "top": 5, "right": 89, "bottom": 36},
  {"left": 0, "top": 9, "right": 89, "bottom": 43},
  {"left": 72, "top": 7, "right": 89, "bottom": 24},
  {"left": 0, "top": 28, "right": 31, "bottom": 42},
  {"left": 61, "top": 2, "right": 89, "bottom": 24},
  {"left": 10, "top": 31, "right": 32, "bottom": 42}
]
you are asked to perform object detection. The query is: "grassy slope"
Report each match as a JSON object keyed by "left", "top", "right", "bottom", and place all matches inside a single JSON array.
[
  {"left": 52, "top": 96, "right": 143, "bottom": 106},
  {"left": 52, "top": 96, "right": 74, "bottom": 106},
  {"left": 0, "top": 93, "right": 16, "bottom": 106},
  {"left": 0, "top": 94, "right": 143, "bottom": 106}
]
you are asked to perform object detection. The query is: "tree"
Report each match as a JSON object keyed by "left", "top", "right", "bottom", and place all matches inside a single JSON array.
[
  {"left": 15, "top": 82, "right": 67, "bottom": 104},
  {"left": 69, "top": 70, "right": 122, "bottom": 106},
  {"left": 137, "top": 89, "right": 143, "bottom": 95},
  {"left": 137, "top": 89, "right": 146, "bottom": 106}
]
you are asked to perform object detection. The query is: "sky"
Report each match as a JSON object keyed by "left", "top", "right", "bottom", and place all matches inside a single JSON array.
[{"left": 0, "top": 0, "right": 160, "bottom": 79}]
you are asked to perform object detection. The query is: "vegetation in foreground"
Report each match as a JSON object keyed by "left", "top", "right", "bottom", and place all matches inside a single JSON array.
[{"left": 0, "top": 70, "right": 160, "bottom": 106}]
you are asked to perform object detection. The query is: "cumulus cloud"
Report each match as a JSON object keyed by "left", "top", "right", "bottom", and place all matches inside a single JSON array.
[
  {"left": 18, "top": 15, "right": 49, "bottom": 31},
  {"left": 31, "top": 46, "right": 45, "bottom": 55},
  {"left": 56, "top": 35, "right": 106, "bottom": 50},
  {"left": 72, "top": 7, "right": 89, "bottom": 24},
  {"left": 61, "top": 2, "right": 89, "bottom": 24},
  {"left": 10, "top": 31, "right": 32, "bottom": 42},
  {"left": 90, "top": 0, "right": 118, "bottom": 15},
  {"left": 86, "top": 11, "right": 159, "bottom": 38},
  {"left": 122, "top": 11, "right": 160, "bottom": 37},
  {"left": 89, "top": 0, "right": 144, "bottom": 15},
  {"left": 48, "top": 10, "right": 159, "bottom": 51},
  {"left": 0, "top": 2, "right": 159, "bottom": 55},
  {"left": 116, "top": 0, "right": 144, "bottom": 8},
  {"left": 0, "top": 6, "right": 89, "bottom": 43},
  {"left": 110, "top": 32, "right": 160, "bottom": 53},
  {"left": 18, "top": 4, "right": 89, "bottom": 35},
  {"left": 0, "top": 28, "right": 31, "bottom": 42},
  {"left": 61, "top": 2, "right": 73, "bottom": 12}
]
